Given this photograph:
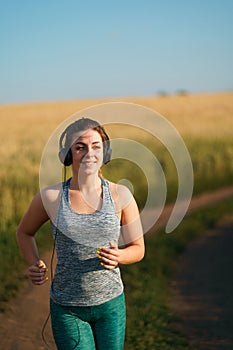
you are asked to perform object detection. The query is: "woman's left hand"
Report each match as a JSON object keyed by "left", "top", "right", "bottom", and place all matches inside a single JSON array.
[{"left": 97, "top": 242, "right": 121, "bottom": 270}]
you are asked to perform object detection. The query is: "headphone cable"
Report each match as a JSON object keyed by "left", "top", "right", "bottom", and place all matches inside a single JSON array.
[
  {"left": 41, "top": 234, "right": 57, "bottom": 349},
  {"left": 41, "top": 166, "right": 66, "bottom": 348}
]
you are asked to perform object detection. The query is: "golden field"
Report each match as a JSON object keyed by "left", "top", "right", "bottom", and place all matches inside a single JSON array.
[
  {"left": 1, "top": 92, "right": 233, "bottom": 153},
  {"left": 0, "top": 91, "right": 233, "bottom": 315},
  {"left": 0, "top": 91, "right": 232, "bottom": 217}
]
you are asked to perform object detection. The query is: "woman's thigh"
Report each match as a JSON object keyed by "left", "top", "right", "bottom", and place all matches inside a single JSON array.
[
  {"left": 92, "top": 293, "right": 126, "bottom": 350},
  {"left": 50, "top": 299, "right": 95, "bottom": 350}
]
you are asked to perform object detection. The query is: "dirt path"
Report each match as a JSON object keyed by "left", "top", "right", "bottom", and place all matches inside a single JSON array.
[
  {"left": 1, "top": 186, "right": 233, "bottom": 350},
  {"left": 0, "top": 250, "right": 55, "bottom": 350},
  {"left": 169, "top": 216, "right": 233, "bottom": 350}
]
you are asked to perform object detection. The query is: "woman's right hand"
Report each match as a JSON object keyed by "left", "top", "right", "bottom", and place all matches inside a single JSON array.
[{"left": 28, "top": 259, "right": 48, "bottom": 285}]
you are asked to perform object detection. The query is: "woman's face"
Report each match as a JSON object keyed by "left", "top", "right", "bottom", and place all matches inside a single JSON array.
[{"left": 70, "top": 128, "right": 104, "bottom": 175}]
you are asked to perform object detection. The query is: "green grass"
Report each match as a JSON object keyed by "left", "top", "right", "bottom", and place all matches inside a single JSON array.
[
  {"left": 122, "top": 198, "right": 233, "bottom": 349},
  {"left": 0, "top": 220, "right": 52, "bottom": 312},
  {"left": 0, "top": 168, "right": 53, "bottom": 312},
  {"left": 103, "top": 136, "right": 233, "bottom": 207},
  {"left": 185, "top": 137, "right": 233, "bottom": 194}
]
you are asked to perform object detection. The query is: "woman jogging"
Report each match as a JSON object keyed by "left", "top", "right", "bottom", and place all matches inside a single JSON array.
[{"left": 16, "top": 117, "right": 145, "bottom": 349}]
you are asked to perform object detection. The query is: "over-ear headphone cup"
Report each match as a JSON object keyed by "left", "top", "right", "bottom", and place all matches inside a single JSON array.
[
  {"left": 103, "top": 147, "right": 112, "bottom": 164},
  {"left": 59, "top": 148, "right": 72, "bottom": 166}
]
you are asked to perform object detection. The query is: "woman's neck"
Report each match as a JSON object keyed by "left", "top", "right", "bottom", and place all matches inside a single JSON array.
[{"left": 70, "top": 173, "right": 102, "bottom": 192}]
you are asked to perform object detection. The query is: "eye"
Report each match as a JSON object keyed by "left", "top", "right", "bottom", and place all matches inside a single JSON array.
[
  {"left": 75, "top": 145, "right": 85, "bottom": 151},
  {"left": 93, "top": 145, "right": 101, "bottom": 150}
]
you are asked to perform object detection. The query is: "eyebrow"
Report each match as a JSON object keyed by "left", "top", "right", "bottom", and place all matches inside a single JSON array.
[{"left": 74, "top": 140, "right": 101, "bottom": 145}]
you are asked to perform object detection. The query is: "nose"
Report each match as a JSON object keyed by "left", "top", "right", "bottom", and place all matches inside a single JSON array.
[{"left": 85, "top": 145, "right": 95, "bottom": 158}]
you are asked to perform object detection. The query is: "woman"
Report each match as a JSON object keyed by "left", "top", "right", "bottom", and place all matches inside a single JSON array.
[{"left": 17, "top": 117, "right": 145, "bottom": 349}]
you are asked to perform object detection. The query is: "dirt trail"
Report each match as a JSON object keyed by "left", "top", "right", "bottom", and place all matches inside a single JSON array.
[
  {"left": 1, "top": 186, "right": 233, "bottom": 350},
  {"left": 0, "top": 250, "right": 54, "bottom": 350},
  {"left": 169, "top": 216, "right": 233, "bottom": 350}
]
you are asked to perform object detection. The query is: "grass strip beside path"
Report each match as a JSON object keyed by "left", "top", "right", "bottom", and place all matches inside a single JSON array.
[{"left": 122, "top": 197, "right": 233, "bottom": 349}]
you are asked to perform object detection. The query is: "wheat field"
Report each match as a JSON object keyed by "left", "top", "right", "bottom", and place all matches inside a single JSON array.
[
  {"left": 0, "top": 91, "right": 232, "bottom": 228},
  {"left": 0, "top": 91, "right": 233, "bottom": 310},
  {"left": 0, "top": 90, "right": 232, "bottom": 206},
  {"left": 1, "top": 92, "right": 233, "bottom": 147}
]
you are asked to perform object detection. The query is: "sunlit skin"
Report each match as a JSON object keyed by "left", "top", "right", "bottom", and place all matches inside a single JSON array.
[
  {"left": 70, "top": 130, "right": 104, "bottom": 182},
  {"left": 16, "top": 128, "right": 145, "bottom": 284}
]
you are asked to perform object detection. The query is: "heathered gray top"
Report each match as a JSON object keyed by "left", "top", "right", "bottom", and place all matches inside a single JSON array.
[{"left": 50, "top": 177, "right": 124, "bottom": 306}]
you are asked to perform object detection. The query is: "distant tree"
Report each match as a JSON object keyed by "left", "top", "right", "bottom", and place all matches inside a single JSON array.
[
  {"left": 157, "top": 90, "right": 169, "bottom": 97},
  {"left": 176, "top": 89, "right": 189, "bottom": 96}
]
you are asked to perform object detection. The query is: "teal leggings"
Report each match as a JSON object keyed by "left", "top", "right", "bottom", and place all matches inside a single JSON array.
[{"left": 50, "top": 293, "right": 126, "bottom": 350}]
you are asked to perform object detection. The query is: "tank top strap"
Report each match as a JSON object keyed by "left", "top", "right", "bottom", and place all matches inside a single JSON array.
[
  {"left": 100, "top": 178, "right": 115, "bottom": 210},
  {"left": 62, "top": 178, "right": 71, "bottom": 202}
]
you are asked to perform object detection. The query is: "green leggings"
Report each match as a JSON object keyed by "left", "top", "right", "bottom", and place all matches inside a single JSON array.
[{"left": 50, "top": 293, "right": 126, "bottom": 350}]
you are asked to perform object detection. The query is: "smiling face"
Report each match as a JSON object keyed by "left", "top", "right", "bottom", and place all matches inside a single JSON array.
[{"left": 70, "top": 128, "right": 104, "bottom": 176}]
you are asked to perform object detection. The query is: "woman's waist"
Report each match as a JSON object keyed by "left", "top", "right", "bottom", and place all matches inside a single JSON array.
[{"left": 51, "top": 267, "right": 123, "bottom": 306}]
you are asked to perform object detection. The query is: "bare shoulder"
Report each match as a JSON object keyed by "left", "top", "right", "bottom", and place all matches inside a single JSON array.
[
  {"left": 40, "top": 183, "right": 62, "bottom": 218},
  {"left": 40, "top": 183, "right": 62, "bottom": 203},
  {"left": 109, "top": 181, "right": 134, "bottom": 211}
]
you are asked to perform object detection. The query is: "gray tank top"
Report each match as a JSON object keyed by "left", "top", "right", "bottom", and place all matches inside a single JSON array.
[{"left": 50, "top": 177, "right": 124, "bottom": 306}]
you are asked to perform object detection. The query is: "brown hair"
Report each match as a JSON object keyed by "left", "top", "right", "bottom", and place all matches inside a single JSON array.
[{"left": 65, "top": 118, "right": 109, "bottom": 148}]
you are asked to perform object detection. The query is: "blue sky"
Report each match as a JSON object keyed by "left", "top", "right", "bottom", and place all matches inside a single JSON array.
[{"left": 0, "top": 0, "right": 232, "bottom": 104}]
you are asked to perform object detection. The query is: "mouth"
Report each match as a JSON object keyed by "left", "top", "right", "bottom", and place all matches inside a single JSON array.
[{"left": 81, "top": 161, "right": 97, "bottom": 166}]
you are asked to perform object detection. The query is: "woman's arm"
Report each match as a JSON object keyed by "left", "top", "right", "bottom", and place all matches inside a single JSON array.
[
  {"left": 16, "top": 192, "right": 50, "bottom": 284},
  {"left": 97, "top": 185, "right": 145, "bottom": 269}
]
